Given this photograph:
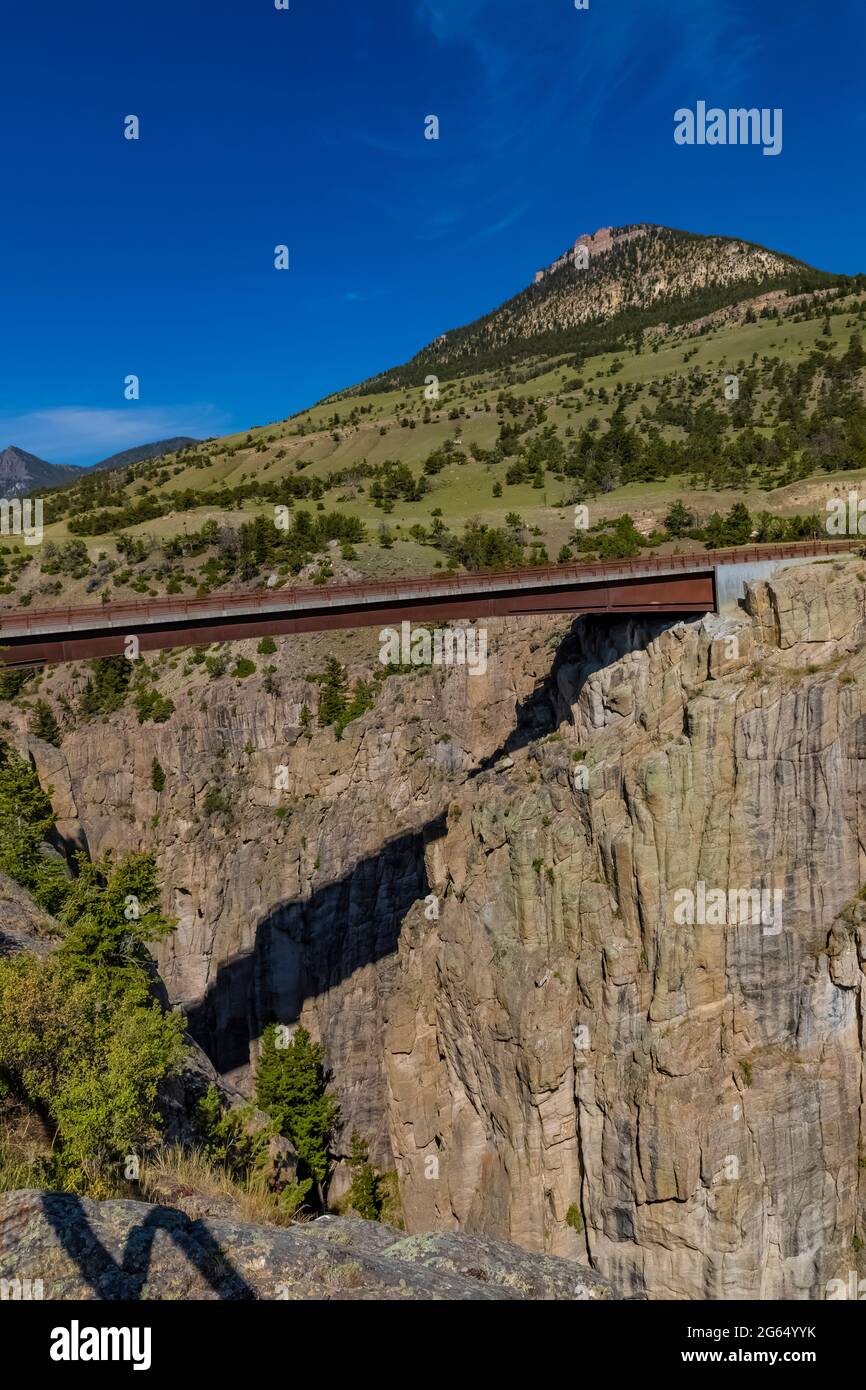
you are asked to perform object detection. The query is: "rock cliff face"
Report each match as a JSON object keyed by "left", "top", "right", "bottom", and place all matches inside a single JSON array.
[{"left": 17, "top": 557, "right": 866, "bottom": 1299}]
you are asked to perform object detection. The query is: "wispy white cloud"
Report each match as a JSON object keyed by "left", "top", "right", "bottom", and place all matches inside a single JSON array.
[
  {"left": 456, "top": 202, "right": 531, "bottom": 249},
  {"left": 0, "top": 405, "right": 231, "bottom": 466},
  {"left": 415, "top": 0, "right": 765, "bottom": 142}
]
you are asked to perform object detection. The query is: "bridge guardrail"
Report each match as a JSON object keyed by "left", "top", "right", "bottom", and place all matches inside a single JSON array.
[{"left": 0, "top": 538, "right": 855, "bottom": 635}]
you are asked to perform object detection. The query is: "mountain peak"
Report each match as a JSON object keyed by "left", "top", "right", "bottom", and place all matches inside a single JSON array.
[
  {"left": 533, "top": 223, "right": 650, "bottom": 283},
  {"left": 0, "top": 445, "right": 78, "bottom": 496},
  {"left": 352, "top": 223, "right": 844, "bottom": 393}
]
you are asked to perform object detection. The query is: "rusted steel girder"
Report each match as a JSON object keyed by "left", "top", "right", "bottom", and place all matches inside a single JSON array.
[{"left": 0, "top": 571, "right": 716, "bottom": 667}]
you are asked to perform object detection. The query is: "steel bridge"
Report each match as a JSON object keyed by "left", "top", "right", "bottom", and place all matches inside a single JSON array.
[{"left": 0, "top": 540, "right": 853, "bottom": 667}]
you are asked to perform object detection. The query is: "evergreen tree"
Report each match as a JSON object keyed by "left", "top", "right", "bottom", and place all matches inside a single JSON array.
[
  {"left": 317, "top": 658, "right": 348, "bottom": 728},
  {"left": 57, "top": 851, "right": 176, "bottom": 992},
  {"left": 664, "top": 500, "right": 694, "bottom": 537},
  {"left": 334, "top": 679, "right": 374, "bottom": 740},
  {"left": 0, "top": 742, "right": 69, "bottom": 912},
  {"left": 30, "top": 699, "right": 62, "bottom": 747},
  {"left": 150, "top": 758, "right": 166, "bottom": 793},
  {"left": 79, "top": 656, "right": 131, "bottom": 716},
  {"left": 255, "top": 1023, "right": 339, "bottom": 1201},
  {"left": 347, "top": 1131, "right": 381, "bottom": 1221}
]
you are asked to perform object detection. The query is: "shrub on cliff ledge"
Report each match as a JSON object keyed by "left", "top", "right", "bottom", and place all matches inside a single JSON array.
[{"left": 79, "top": 656, "right": 131, "bottom": 717}]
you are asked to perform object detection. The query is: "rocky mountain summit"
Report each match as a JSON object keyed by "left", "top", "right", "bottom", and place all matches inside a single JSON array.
[{"left": 358, "top": 223, "right": 841, "bottom": 388}]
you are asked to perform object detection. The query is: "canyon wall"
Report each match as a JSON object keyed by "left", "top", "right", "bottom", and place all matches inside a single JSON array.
[{"left": 19, "top": 557, "right": 866, "bottom": 1298}]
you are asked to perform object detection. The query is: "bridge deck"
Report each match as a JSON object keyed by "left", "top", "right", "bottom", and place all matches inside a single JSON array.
[{"left": 0, "top": 539, "right": 853, "bottom": 665}]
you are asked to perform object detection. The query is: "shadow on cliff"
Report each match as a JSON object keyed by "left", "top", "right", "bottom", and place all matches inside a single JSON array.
[
  {"left": 187, "top": 815, "right": 446, "bottom": 1074},
  {"left": 39, "top": 1191, "right": 257, "bottom": 1300},
  {"left": 476, "top": 612, "right": 678, "bottom": 770},
  {"left": 185, "top": 613, "right": 680, "bottom": 1073}
]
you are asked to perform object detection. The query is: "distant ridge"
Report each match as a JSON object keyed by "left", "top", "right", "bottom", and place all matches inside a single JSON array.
[
  {"left": 0, "top": 437, "right": 200, "bottom": 495},
  {"left": 91, "top": 437, "right": 200, "bottom": 473},
  {"left": 0, "top": 445, "right": 79, "bottom": 496}
]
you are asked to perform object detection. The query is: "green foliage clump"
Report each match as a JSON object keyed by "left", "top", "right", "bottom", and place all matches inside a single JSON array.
[
  {"left": 0, "top": 667, "right": 33, "bottom": 701},
  {"left": 0, "top": 743, "right": 69, "bottom": 912},
  {"left": 663, "top": 499, "right": 695, "bottom": 537},
  {"left": 203, "top": 786, "right": 231, "bottom": 816},
  {"left": 231, "top": 657, "right": 256, "bottom": 679},
  {"left": 29, "top": 699, "right": 62, "bottom": 747},
  {"left": 255, "top": 1024, "right": 339, "bottom": 1194},
  {"left": 566, "top": 1202, "right": 584, "bottom": 1232},
  {"left": 446, "top": 519, "right": 524, "bottom": 571},
  {"left": 134, "top": 688, "right": 175, "bottom": 724},
  {"left": 195, "top": 1085, "right": 268, "bottom": 1181},
  {"left": 317, "top": 657, "right": 348, "bottom": 728},
  {"left": 346, "top": 1131, "right": 382, "bottom": 1221},
  {"left": 314, "top": 659, "right": 375, "bottom": 739},
  {"left": 79, "top": 656, "right": 131, "bottom": 717},
  {"left": 257, "top": 637, "right": 277, "bottom": 655},
  {"left": 56, "top": 851, "right": 177, "bottom": 992},
  {"left": 0, "top": 773, "right": 184, "bottom": 1194},
  {"left": 0, "top": 953, "right": 184, "bottom": 1190},
  {"left": 205, "top": 653, "right": 228, "bottom": 678},
  {"left": 194, "top": 1084, "right": 312, "bottom": 1217},
  {"left": 150, "top": 758, "right": 166, "bottom": 793}
]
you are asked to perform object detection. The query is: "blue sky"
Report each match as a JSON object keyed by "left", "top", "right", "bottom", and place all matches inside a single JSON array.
[{"left": 2, "top": 0, "right": 864, "bottom": 464}]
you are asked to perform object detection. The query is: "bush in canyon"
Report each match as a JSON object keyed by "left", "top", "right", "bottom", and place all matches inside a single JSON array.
[
  {"left": 78, "top": 655, "right": 131, "bottom": 717},
  {"left": 0, "top": 953, "right": 185, "bottom": 1194},
  {"left": 0, "top": 751, "right": 185, "bottom": 1194},
  {"left": 195, "top": 1084, "right": 269, "bottom": 1181},
  {"left": 0, "top": 667, "right": 32, "bottom": 701},
  {"left": 134, "top": 688, "right": 176, "bottom": 724},
  {"left": 566, "top": 1202, "right": 584, "bottom": 1233},
  {"left": 0, "top": 743, "right": 70, "bottom": 912},
  {"left": 346, "top": 1132, "right": 382, "bottom": 1221},
  {"left": 0, "top": 862, "right": 183, "bottom": 1192},
  {"left": 314, "top": 659, "right": 376, "bottom": 739},
  {"left": 193, "top": 1084, "right": 312, "bottom": 1218},
  {"left": 255, "top": 1024, "right": 339, "bottom": 1202},
  {"left": 55, "top": 851, "right": 176, "bottom": 991},
  {"left": 316, "top": 657, "right": 349, "bottom": 727}
]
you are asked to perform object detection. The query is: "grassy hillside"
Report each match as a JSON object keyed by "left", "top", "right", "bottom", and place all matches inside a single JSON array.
[{"left": 4, "top": 236, "right": 866, "bottom": 612}]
